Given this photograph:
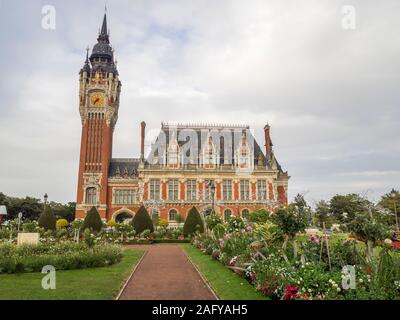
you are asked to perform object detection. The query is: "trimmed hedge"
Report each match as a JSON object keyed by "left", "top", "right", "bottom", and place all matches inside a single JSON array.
[
  {"left": 0, "top": 242, "right": 122, "bottom": 274},
  {"left": 132, "top": 206, "right": 154, "bottom": 234},
  {"left": 38, "top": 206, "right": 56, "bottom": 230},
  {"left": 183, "top": 206, "right": 204, "bottom": 236},
  {"left": 83, "top": 207, "right": 103, "bottom": 232}
]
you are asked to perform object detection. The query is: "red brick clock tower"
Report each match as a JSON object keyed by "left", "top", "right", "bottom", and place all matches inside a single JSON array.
[{"left": 75, "top": 13, "right": 121, "bottom": 219}]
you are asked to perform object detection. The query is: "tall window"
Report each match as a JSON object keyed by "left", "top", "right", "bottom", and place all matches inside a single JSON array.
[
  {"left": 113, "top": 189, "right": 136, "bottom": 205},
  {"left": 204, "top": 179, "right": 214, "bottom": 201},
  {"left": 168, "top": 179, "right": 179, "bottom": 201},
  {"left": 186, "top": 179, "right": 197, "bottom": 201},
  {"left": 240, "top": 180, "right": 250, "bottom": 200},
  {"left": 149, "top": 179, "right": 160, "bottom": 200},
  {"left": 222, "top": 180, "right": 232, "bottom": 201},
  {"left": 257, "top": 180, "right": 267, "bottom": 200},
  {"left": 224, "top": 209, "right": 232, "bottom": 221},
  {"left": 169, "top": 209, "right": 178, "bottom": 221},
  {"left": 86, "top": 187, "right": 97, "bottom": 204}
]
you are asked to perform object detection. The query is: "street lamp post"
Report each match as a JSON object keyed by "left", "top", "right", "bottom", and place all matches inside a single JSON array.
[
  {"left": 391, "top": 191, "right": 399, "bottom": 233},
  {"left": 211, "top": 182, "right": 216, "bottom": 215},
  {"left": 44, "top": 193, "right": 48, "bottom": 207}
]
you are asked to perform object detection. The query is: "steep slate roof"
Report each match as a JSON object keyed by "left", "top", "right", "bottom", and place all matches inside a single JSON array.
[
  {"left": 149, "top": 123, "right": 283, "bottom": 171},
  {"left": 109, "top": 158, "right": 140, "bottom": 178}
]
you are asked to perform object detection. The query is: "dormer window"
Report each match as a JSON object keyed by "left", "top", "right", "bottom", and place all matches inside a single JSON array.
[
  {"left": 203, "top": 135, "right": 217, "bottom": 167},
  {"left": 168, "top": 132, "right": 180, "bottom": 167}
]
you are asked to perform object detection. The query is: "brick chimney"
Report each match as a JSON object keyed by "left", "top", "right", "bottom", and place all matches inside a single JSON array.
[
  {"left": 140, "top": 121, "right": 146, "bottom": 162},
  {"left": 264, "top": 124, "right": 271, "bottom": 158}
]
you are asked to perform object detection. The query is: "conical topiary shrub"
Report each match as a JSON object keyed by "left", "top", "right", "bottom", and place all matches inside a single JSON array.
[
  {"left": 83, "top": 207, "right": 103, "bottom": 233},
  {"left": 183, "top": 206, "right": 204, "bottom": 236},
  {"left": 38, "top": 206, "right": 57, "bottom": 230},
  {"left": 132, "top": 206, "right": 154, "bottom": 234}
]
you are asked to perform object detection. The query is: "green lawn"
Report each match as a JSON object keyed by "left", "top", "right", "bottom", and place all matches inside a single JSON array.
[
  {"left": 0, "top": 248, "right": 144, "bottom": 300},
  {"left": 181, "top": 244, "right": 268, "bottom": 300}
]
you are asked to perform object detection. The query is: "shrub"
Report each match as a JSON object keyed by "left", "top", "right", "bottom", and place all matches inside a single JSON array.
[
  {"left": 83, "top": 207, "right": 103, "bottom": 233},
  {"left": 212, "top": 224, "right": 226, "bottom": 239},
  {"left": 56, "top": 219, "right": 69, "bottom": 229},
  {"left": 107, "top": 219, "right": 117, "bottom": 227},
  {"left": 159, "top": 219, "right": 169, "bottom": 227},
  {"left": 226, "top": 216, "right": 246, "bottom": 233},
  {"left": 132, "top": 206, "right": 154, "bottom": 234},
  {"left": 22, "top": 220, "right": 38, "bottom": 232},
  {"left": 248, "top": 209, "right": 271, "bottom": 223},
  {"left": 38, "top": 206, "right": 57, "bottom": 231},
  {"left": 183, "top": 207, "right": 204, "bottom": 236},
  {"left": 0, "top": 242, "right": 122, "bottom": 274},
  {"left": 206, "top": 214, "right": 223, "bottom": 230}
]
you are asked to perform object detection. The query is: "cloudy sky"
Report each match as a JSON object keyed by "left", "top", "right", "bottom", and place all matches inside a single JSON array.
[{"left": 0, "top": 0, "right": 399, "bottom": 206}]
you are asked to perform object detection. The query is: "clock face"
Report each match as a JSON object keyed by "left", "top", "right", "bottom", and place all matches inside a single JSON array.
[{"left": 90, "top": 94, "right": 104, "bottom": 107}]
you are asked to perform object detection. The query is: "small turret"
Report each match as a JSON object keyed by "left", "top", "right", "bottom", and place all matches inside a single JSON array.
[{"left": 80, "top": 47, "right": 91, "bottom": 75}]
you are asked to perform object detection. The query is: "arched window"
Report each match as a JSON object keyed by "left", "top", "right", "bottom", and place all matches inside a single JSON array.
[
  {"left": 224, "top": 209, "right": 232, "bottom": 221},
  {"left": 86, "top": 187, "right": 97, "bottom": 205},
  {"left": 241, "top": 209, "right": 250, "bottom": 219},
  {"left": 169, "top": 209, "right": 178, "bottom": 221},
  {"left": 115, "top": 212, "right": 134, "bottom": 223}
]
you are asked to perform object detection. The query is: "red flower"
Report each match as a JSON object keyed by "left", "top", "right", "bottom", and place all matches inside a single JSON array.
[{"left": 282, "top": 285, "right": 299, "bottom": 300}]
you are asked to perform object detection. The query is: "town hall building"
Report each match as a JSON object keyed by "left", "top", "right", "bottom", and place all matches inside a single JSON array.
[{"left": 75, "top": 13, "right": 289, "bottom": 223}]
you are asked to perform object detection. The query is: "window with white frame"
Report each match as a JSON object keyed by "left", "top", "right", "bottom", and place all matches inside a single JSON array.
[
  {"left": 168, "top": 179, "right": 179, "bottom": 201},
  {"left": 86, "top": 187, "right": 97, "bottom": 204},
  {"left": 257, "top": 180, "right": 267, "bottom": 200},
  {"left": 113, "top": 189, "right": 136, "bottom": 205},
  {"left": 222, "top": 179, "right": 232, "bottom": 201},
  {"left": 240, "top": 180, "right": 250, "bottom": 200},
  {"left": 186, "top": 179, "right": 197, "bottom": 201},
  {"left": 149, "top": 179, "right": 160, "bottom": 200}
]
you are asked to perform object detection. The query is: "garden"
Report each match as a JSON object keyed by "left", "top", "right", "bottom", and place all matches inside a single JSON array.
[
  {"left": 1, "top": 191, "right": 400, "bottom": 300},
  {"left": 189, "top": 197, "right": 400, "bottom": 300}
]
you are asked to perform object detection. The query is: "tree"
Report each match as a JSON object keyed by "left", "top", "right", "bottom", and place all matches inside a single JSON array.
[
  {"left": 347, "top": 206, "right": 391, "bottom": 261},
  {"left": 183, "top": 207, "right": 204, "bottom": 236},
  {"left": 379, "top": 189, "right": 400, "bottom": 227},
  {"left": 273, "top": 204, "right": 309, "bottom": 259},
  {"left": 83, "top": 207, "right": 103, "bottom": 233},
  {"left": 50, "top": 201, "right": 76, "bottom": 222},
  {"left": 315, "top": 200, "right": 333, "bottom": 228},
  {"left": 131, "top": 206, "right": 154, "bottom": 234},
  {"left": 3, "top": 195, "right": 43, "bottom": 220},
  {"left": 330, "top": 193, "right": 371, "bottom": 222},
  {"left": 38, "top": 206, "right": 57, "bottom": 230},
  {"left": 293, "top": 193, "right": 312, "bottom": 224}
]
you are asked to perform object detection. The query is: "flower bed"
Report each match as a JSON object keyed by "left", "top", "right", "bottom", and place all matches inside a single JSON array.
[
  {"left": 0, "top": 242, "right": 122, "bottom": 274},
  {"left": 191, "top": 207, "right": 400, "bottom": 300}
]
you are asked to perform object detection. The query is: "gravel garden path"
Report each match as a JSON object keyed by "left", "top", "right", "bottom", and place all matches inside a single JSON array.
[{"left": 118, "top": 244, "right": 217, "bottom": 300}]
